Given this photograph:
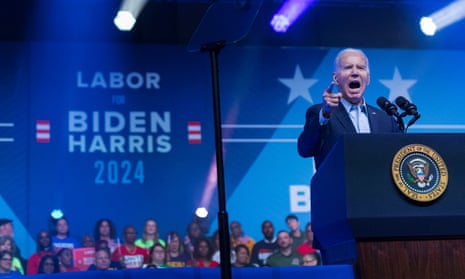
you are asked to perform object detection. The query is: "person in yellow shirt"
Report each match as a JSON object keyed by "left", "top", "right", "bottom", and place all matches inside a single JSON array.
[
  {"left": 230, "top": 221, "right": 255, "bottom": 257},
  {"left": 135, "top": 218, "right": 166, "bottom": 250},
  {"left": 0, "top": 236, "right": 23, "bottom": 274}
]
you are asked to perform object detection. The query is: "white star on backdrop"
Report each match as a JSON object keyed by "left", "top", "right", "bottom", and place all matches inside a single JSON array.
[
  {"left": 379, "top": 67, "right": 417, "bottom": 101},
  {"left": 278, "top": 65, "right": 318, "bottom": 104}
]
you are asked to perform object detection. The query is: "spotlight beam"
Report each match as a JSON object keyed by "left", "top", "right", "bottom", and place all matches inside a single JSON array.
[
  {"left": 114, "top": 0, "right": 148, "bottom": 31},
  {"left": 420, "top": 0, "right": 465, "bottom": 36},
  {"left": 270, "top": 0, "right": 315, "bottom": 33}
]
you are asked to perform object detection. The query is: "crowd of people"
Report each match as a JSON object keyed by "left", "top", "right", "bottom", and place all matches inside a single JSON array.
[{"left": 0, "top": 214, "right": 321, "bottom": 276}]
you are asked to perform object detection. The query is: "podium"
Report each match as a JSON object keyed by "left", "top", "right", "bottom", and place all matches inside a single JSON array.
[{"left": 311, "top": 134, "right": 465, "bottom": 278}]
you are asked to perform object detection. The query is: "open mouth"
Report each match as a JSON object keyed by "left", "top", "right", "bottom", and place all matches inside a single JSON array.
[{"left": 349, "top": 81, "right": 361, "bottom": 89}]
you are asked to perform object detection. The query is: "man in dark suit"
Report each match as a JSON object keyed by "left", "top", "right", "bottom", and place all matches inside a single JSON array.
[{"left": 298, "top": 48, "right": 402, "bottom": 169}]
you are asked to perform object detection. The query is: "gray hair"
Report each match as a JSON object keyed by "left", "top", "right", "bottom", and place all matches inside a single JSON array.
[{"left": 333, "top": 48, "right": 370, "bottom": 73}]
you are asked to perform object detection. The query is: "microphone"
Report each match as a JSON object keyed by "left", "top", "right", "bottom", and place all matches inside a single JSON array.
[
  {"left": 377, "top": 96, "right": 400, "bottom": 117},
  {"left": 377, "top": 96, "right": 405, "bottom": 131},
  {"left": 395, "top": 96, "right": 419, "bottom": 117},
  {"left": 395, "top": 96, "right": 421, "bottom": 128}
]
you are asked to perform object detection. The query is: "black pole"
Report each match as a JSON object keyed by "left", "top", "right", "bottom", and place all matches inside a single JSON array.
[{"left": 202, "top": 40, "right": 232, "bottom": 279}]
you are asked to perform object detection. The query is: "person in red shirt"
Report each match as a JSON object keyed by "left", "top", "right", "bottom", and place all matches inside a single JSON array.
[
  {"left": 187, "top": 237, "right": 219, "bottom": 267},
  {"left": 112, "top": 225, "right": 149, "bottom": 269},
  {"left": 296, "top": 222, "right": 318, "bottom": 256},
  {"left": 27, "top": 230, "right": 55, "bottom": 275}
]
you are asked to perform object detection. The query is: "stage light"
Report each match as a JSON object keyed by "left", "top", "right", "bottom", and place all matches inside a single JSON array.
[
  {"left": 114, "top": 11, "right": 136, "bottom": 31},
  {"left": 420, "top": 0, "right": 465, "bottom": 36},
  {"left": 50, "top": 209, "right": 64, "bottom": 220},
  {"left": 270, "top": 0, "right": 314, "bottom": 33},
  {"left": 270, "top": 14, "right": 291, "bottom": 33},
  {"left": 420, "top": 17, "right": 437, "bottom": 36},
  {"left": 195, "top": 207, "right": 209, "bottom": 218},
  {"left": 114, "top": 0, "right": 148, "bottom": 31}
]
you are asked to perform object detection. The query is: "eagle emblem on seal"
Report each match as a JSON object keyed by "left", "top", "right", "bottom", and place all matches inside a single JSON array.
[{"left": 407, "top": 158, "right": 433, "bottom": 188}]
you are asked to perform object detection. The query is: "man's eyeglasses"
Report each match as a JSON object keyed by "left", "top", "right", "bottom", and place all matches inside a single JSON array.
[{"left": 1, "top": 258, "right": 12, "bottom": 261}]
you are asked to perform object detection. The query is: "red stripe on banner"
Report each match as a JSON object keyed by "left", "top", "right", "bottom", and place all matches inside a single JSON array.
[
  {"left": 36, "top": 120, "right": 50, "bottom": 125},
  {"left": 36, "top": 120, "right": 51, "bottom": 143},
  {"left": 36, "top": 138, "right": 50, "bottom": 143},
  {"left": 188, "top": 121, "right": 202, "bottom": 144},
  {"left": 188, "top": 139, "right": 202, "bottom": 144},
  {"left": 187, "top": 122, "right": 201, "bottom": 127}
]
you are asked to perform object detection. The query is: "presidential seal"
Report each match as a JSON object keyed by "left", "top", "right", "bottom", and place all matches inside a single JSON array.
[{"left": 392, "top": 144, "right": 448, "bottom": 202}]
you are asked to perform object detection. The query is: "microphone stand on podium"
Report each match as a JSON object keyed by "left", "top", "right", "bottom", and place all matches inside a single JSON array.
[{"left": 187, "top": 2, "right": 263, "bottom": 279}]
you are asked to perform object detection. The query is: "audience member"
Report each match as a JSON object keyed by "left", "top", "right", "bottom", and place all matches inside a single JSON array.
[
  {"left": 285, "top": 215, "right": 305, "bottom": 250},
  {"left": 165, "top": 231, "right": 190, "bottom": 267},
  {"left": 144, "top": 243, "right": 169, "bottom": 268},
  {"left": 230, "top": 221, "right": 255, "bottom": 255},
  {"left": 233, "top": 244, "right": 255, "bottom": 268},
  {"left": 183, "top": 221, "right": 205, "bottom": 257},
  {"left": 94, "top": 240, "right": 109, "bottom": 251},
  {"left": 0, "top": 251, "right": 21, "bottom": 277},
  {"left": 135, "top": 218, "right": 165, "bottom": 251},
  {"left": 302, "top": 252, "right": 321, "bottom": 266},
  {"left": 266, "top": 231, "right": 302, "bottom": 267},
  {"left": 50, "top": 216, "right": 80, "bottom": 249},
  {"left": 93, "top": 219, "right": 118, "bottom": 253},
  {"left": 37, "top": 255, "right": 60, "bottom": 274},
  {"left": 211, "top": 230, "right": 235, "bottom": 264},
  {"left": 87, "top": 248, "right": 121, "bottom": 271},
  {"left": 186, "top": 237, "right": 219, "bottom": 267},
  {"left": 27, "top": 230, "right": 54, "bottom": 275},
  {"left": 112, "top": 225, "right": 149, "bottom": 269},
  {"left": 192, "top": 215, "right": 210, "bottom": 236},
  {"left": 81, "top": 234, "right": 94, "bottom": 248},
  {"left": 0, "top": 220, "right": 13, "bottom": 238},
  {"left": 250, "top": 220, "right": 278, "bottom": 267},
  {"left": 0, "top": 236, "right": 24, "bottom": 274},
  {"left": 296, "top": 222, "right": 318, "bottom": 256},
  {"left": 56, "top": 248, "right": 79, "bottom": 272}
]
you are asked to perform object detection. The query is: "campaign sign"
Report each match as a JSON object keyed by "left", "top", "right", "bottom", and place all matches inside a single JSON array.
[{"left": 73, "top": 247, "right": 95, "bottom": 271}]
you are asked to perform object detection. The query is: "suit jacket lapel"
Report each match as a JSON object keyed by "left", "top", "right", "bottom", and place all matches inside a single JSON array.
[{"left": 333, "top": 103, "right": 357, "bottom": 133}]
